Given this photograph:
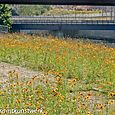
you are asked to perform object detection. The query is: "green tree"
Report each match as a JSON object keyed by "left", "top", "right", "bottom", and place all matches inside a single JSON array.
[
  {"left": 0, "top": 4, "right": 12, "bottom": 30},
  {"left": 17, "top": 5, "right": 50, "bottom": 16}
]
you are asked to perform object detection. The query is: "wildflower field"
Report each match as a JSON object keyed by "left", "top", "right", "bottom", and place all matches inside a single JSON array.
[{"left": 0, "top": 33, "right": 115, "bottom": 115}]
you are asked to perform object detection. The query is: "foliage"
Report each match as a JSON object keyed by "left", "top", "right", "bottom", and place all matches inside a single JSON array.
[
  {"left": 44, "top": 8, "right": 102, "bottom": 16},
  {"left": 0, "top": 4, "right": 12, "bottom": 29},
  {"left": 16, "top": 5, "right": 51, "bottom": 16},
  {"left": 0, "top": 33, "right": 114, "bottom": 114}
]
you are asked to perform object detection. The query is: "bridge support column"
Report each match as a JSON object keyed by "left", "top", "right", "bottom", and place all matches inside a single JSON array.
[
  {"left": 50, "top": 30, "right": 64, "bottom": 38},
  {"left": 11, "top": 28, "right": 20, "bottom": 33}
]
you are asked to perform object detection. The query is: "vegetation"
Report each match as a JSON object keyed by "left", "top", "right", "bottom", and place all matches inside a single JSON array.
[
  {"left": 0, "top": 4, "right": 12, "bottom": 29},
  {"left": 14, "top": 5, "right": 102, "bottom": 16},
  {"left": 43, "top": 8, "right": 102, "bottom": 15},
  {"left": 16, "top": 5, "right": 51, "bottom": 16},
  {"left": 0, "top": 33, "right": 114, "bottom": 114}
]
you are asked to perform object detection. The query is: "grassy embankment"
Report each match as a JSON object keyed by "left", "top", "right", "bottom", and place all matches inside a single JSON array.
[
  {"left": 43, "top": 8, "right": 110, "bottom": 20},
  {"left": 0, "top": 33, "right": 114, "bottom": 114},
  {"left": 43, "top": 8, "right": 102, "bottom": 15}
]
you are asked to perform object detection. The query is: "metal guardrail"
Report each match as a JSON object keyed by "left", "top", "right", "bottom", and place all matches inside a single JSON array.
[
  {"left": 12, "top": 16, "right": 115, "bottom": 24},
  {"left": 12, "top": 12, "right": 114, "bottom": 18},
  {"left": 0, "top": 25, "right": 8, "bottom": 33},
  {"left": 12, "top": 19, "right": 115, "bottom": 24}
]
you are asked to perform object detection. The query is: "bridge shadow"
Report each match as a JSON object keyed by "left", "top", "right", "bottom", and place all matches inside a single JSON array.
[{"left": 61, "top": 30, "right": 115, "bottom": 47}]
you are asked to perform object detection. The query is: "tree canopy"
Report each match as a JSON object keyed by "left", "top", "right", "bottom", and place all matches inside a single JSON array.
[
  {"left": 16, "top": 5, "right": 50, "bottom": 16},
  {"left": 0, "top": 4, "right": 12, "bottom": 29}
]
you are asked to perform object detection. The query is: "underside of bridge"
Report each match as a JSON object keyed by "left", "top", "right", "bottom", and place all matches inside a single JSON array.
[{"left": 12, "top": 23, "right": 115, "bottom": 32}]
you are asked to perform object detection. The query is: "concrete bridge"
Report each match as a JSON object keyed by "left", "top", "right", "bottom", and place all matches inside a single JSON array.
[{"left": 12, "top": 12, "right": 115, "bottom": 31}]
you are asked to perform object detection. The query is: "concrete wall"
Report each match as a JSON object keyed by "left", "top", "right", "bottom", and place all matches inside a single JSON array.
[
  {"left": 62, "top": 30, "right": 115, "bottom": 40},
  {"left": 19, "top": 29, "right": 115, "bottom": 41}
]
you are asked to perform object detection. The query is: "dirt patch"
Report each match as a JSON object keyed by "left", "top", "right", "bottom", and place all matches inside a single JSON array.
[
  {"left": 0, "top": 62, "right": 114, "bottom": 113},
  {"left": 0, "top": 62, "right": 53, "bottom": 83}
]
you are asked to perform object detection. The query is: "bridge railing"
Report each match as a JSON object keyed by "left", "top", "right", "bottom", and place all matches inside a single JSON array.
[{"left": 12, "top": 16, "right": 115, "bottom": 24}]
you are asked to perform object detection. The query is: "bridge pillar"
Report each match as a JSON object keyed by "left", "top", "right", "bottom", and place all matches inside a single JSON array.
[
  {"left": 50, "top": 30, "right": 64, "bottom": 38},
  {"left": 11, "top": 28, "right": 20, "bottom": 33}
]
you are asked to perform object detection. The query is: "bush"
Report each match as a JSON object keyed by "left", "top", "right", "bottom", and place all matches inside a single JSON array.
[
  {"left": 0, "top": 4, "right": 12, "bottom": 30},
  {"left": 17, "top": 5, "right": 51, "bottom": 16}
]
